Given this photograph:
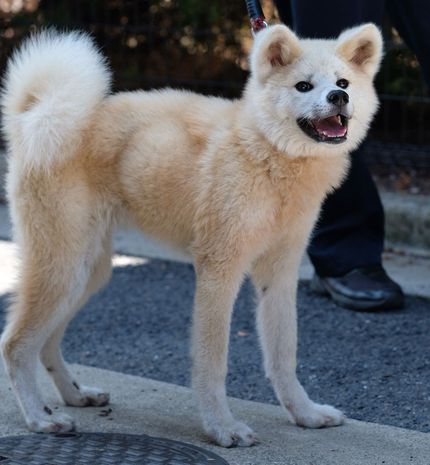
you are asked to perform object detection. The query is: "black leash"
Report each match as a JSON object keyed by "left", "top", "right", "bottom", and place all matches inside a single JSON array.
[{"left": 245, "top": 0, "right": 268, "bottom": 34}]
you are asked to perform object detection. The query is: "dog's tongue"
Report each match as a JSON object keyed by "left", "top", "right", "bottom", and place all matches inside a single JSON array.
[{"left": 314, "top": 116, "right": 346, "bottom": 138}]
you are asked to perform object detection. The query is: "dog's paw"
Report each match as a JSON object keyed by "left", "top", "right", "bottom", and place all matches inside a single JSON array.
[
  {"left": 290, "top": 402, "right": 345, "bottom": 428},
  {"left": 205, "top": 419, "right": 259, "bottom": 448},
  {"left": 64, "top": 384, "right": 110, "bottom": 407},
  {"left": 27, "top": 411, "right": 76, "bottom": 433}
]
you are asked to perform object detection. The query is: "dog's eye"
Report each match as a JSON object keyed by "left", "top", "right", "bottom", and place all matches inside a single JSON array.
[
  {"left": 336, "top": 79, "right": 349, "bottom": 89},
  {"left": 295, "top": 81, "right": 313, "bottom": 92}
]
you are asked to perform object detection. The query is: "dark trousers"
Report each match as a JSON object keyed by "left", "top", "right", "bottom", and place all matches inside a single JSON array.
[{"left": 274, "top": 0, "right": 430, "bottom": 277}]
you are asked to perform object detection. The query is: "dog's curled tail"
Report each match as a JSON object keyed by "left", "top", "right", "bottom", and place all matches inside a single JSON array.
[{"left": 1, "top": 30, "right": 111, "bottom": 171}]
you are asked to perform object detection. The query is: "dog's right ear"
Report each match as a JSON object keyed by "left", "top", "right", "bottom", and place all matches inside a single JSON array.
[{"left": 250, "top": 25, "right": 302, "bottom": 83}]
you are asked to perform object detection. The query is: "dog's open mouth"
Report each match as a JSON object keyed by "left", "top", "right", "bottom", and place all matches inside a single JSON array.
[{"left": 297, "top": 114, "right": 348, "bottom": 144}]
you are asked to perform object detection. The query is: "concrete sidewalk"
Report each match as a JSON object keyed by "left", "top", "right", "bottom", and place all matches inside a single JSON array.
[{"left": 0, "top": 362, "right": 429, "bottom": 465}]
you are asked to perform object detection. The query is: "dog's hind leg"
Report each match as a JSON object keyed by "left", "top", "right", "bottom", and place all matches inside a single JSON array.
[
  {"left": 1, "top": 209, "right": 111, "bottom": 433},
  {"left": 252, "top": 235, "right": 345, "bottom": 429},
  {"left": 40, "top": 235, "right": 112, "bottom": 408}
]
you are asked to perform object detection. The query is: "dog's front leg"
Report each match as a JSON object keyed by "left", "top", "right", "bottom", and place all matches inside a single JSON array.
[
  {"left": 252, "top": 240, "right": 345, "bottom": 429},
  {"left": 191, "top": 261, "right": 258, "bottom": 447}
]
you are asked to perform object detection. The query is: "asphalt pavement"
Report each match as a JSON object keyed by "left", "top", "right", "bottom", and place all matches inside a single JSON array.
[{"left": 1, "top": 255, "right": 428, "bottom": 433}]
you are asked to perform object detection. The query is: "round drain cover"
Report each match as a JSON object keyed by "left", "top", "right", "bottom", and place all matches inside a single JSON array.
[{"left": 0, "top": 432, "right": 229, "bottom": 464}]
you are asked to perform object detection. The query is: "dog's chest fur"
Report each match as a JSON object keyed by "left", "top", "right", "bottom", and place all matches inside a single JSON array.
[
  {"left": 259, "top": 151, "right": 349, "bottom": 228},
  {"left": 196, "top": 147, "right": 351, "bottom": 265},
  {"left": 277, "top": 155, "right": 346, "bottom": 210}
]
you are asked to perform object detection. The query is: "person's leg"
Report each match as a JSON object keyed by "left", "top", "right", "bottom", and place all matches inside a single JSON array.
[
  {"left": 288, "top": 1, "right": 385, "bottom": 38},
  {"left": 308, "top": 150, "right": 384, "bottom": 278},
  {"left": 287, "top": 0, "right": 385, "bottom": 277},
  {"left": 274, "top": 0, "right": 403, "bottom": 310}
]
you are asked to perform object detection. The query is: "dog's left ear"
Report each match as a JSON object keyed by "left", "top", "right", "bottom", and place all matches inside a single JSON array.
[
  {"left": 251, "top": 25, "right": 302, "bottom": 83},
  {"left": 336, "top": 23, "right": 383, "bottom": 78}
]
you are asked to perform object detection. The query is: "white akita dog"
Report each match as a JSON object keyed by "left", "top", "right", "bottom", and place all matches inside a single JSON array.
[{"left": 1, "top": 24, "right": 382, "bottom": 447}]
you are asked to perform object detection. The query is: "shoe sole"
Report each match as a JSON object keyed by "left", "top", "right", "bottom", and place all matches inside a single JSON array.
[{"left": 310, "top": 275, "right": 404, "bottom": 312}]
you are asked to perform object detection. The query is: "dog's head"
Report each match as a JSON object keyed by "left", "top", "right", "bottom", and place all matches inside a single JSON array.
[{"left": 246, "top": 23, "right": 383, "bottom": 157}]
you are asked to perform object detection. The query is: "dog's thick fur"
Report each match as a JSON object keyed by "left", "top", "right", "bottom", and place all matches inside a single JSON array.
[{"left": 1, "top": 24, "right": 382, "bottom": 446}]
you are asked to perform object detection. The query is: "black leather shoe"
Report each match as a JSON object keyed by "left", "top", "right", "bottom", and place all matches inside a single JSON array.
[{"left": 311, "top": 265, "right": 404, "bottom": 311}]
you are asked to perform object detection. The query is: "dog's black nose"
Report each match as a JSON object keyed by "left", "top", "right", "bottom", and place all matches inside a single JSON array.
[{"left": 327, "top": 90, "right": 349, "bottom": 106}]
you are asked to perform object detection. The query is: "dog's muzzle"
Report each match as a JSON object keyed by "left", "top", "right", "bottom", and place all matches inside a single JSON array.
[{"left": 297, "top": 113, "right": 349, "bottom": 144}]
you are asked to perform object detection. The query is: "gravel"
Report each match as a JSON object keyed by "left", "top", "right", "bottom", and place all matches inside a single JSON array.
[{"left": 0, "top": 258, "right": 429, "bottom": 432}]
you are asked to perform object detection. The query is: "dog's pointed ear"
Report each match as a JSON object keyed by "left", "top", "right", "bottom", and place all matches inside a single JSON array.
[
  {"left": 251, "top": 25, "right": 302, "bottom": 83},
  {"left": 336, "top": 23, "right": 383, "bottom": 78}
]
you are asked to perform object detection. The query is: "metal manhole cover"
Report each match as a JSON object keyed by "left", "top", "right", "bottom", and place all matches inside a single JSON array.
[{"left": 0, "top": 432, "right": 229, "bottom": 465}]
